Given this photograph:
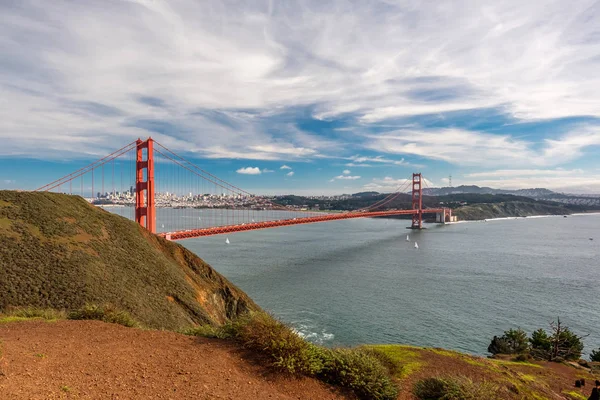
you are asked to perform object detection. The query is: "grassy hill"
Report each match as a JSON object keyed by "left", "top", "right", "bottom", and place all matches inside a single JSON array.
[
  {"left": 0, "top": 191, "right": 259, "bottom": 330},
  {"left": 453, "top": 201, "right": 571, "bottom": 220}
]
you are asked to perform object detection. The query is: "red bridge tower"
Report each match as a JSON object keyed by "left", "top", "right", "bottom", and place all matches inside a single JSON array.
[
  {"left": 411, "top": 173, "right": 423, "bottom": 229},
  {"left": 135, "top": 138, "right": 156, "bottom": 233}
]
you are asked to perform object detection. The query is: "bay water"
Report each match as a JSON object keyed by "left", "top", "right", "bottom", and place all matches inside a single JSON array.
[{"left": 111, "top": 207, "right": 600, "bottom": 355}]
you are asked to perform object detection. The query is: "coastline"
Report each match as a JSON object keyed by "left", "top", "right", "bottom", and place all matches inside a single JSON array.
[{"left": 447, "top": 212, "right": 600, "bottom": 224}]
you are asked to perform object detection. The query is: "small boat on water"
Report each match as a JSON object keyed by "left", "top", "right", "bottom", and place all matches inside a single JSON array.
[
  {"left": 225, "top": 238, "right": 230, "bottom": 244},
  {"left": 406, "top": 234, "right": 410, "bottom": 242},
  {"left": 414, "top": 242, "right": 419, "bottom": 249}
]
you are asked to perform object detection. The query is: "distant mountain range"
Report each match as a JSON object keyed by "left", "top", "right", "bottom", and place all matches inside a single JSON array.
[
  {"left": 421, "top": 185, "right": 556, "bottom": 198},
  {"left": 351, "top": 185, "right": 600, "bottom": 207}
]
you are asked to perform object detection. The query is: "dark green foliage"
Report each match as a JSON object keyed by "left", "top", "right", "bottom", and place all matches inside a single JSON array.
[
  {"left": 487, "top": 328, "right": 529, "bottom": 355},
  {"left": 230, "top": 312, "right": 325, "bottom": 375},
  {"left": 413, "top": 377, "right": 462, "bottom": 399},
  {"left": 318, "top": 348, "right": 398, "bottom": 400},
  {"left": 68, "top": 304, "right": 139, "bottom": 328},
  {"left": 413, "top": 376, "right": 499, "bottom": 400},
  {"left": 494, "top": 320, "right": 585, "bottom": 362},
  {"left": 0, "top": 191, "right": 259, "bottom": 331},
  {"left": 530, "top": 328, "right": 552, "bottom": 353},
  {"left": 187, "top": 312, "right": 398, "bottom": 400},
  {"left": 530, "top": 319, "right": 584, "bottom": 361},
  {"left": 590, "top": 348, "right": 600, "bottom": 362}
]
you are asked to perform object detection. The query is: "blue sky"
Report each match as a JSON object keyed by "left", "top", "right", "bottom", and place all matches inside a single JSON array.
[{"left": 1, "top": 0, "right": 600, "bottom": 195}]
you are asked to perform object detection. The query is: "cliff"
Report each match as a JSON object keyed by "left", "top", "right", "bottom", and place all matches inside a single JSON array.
[
  {"left": 453, "top": 200, "right": 571, "bottom": 220},
  {"left": 0, "top": 191, "right": 259, "bottom": 330}
]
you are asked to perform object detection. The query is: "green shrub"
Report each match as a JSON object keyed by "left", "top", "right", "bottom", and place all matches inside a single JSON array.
[
  {"left": 319, "top": 348, "right": 398, "bottom": 400},
  {"left": 413, "top": 376, "right": 498, "bottom": 400},
  {"left": 590, "top": 348, "right": 600, "bottom": 362},
  {"left": 488, "top": 328, "right": 529, "bottom": 355},
  {"left": 68, "top": 304, "right": 139, "bottom": 328},
  {"left": 230, "top": 312, "right": 324, "bottom": 375},
  {"left": 223, "top": 312, "right": 398, "bottom": 400},
  {"left": 183, "top": 324, "right": 232, "bottom": 339},
  {"left": 414, "top": 377, "right": 463, "bottom": 399}
]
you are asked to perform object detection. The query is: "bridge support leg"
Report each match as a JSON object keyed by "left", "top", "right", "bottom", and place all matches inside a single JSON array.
[
  {"left": 135, "top": 138, "right": 156, "bottom": 233},
  {"left": 411, "top": 173, "right": 423, "bottom": 229}
]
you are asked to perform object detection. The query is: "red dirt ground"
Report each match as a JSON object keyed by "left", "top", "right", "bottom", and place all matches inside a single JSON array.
[{"left": 0, "top": 320, "right": 351, "bottom": 399}]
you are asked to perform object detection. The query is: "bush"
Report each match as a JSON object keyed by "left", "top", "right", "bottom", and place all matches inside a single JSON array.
[
  {"left": 221, "top": 312, "right": 398, "bottom": 400},
  {"left": 68, "top": 304, "right": 139, "bottom": 328},
  {"left": 488, "top": 328, "right": 529, "bottom": 355},
  {"left": 413, "top": 376, "right": 498, "bottom": 400},
  {"left": 319, "top": 348, "right": 398, "bottom": 400},
  {"left": 591, "top": 348, "right": 600, "bottom": 362}
]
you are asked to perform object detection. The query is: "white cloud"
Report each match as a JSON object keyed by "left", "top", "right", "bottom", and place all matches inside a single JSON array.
[
  {"left": 363, "top": 176, "right": 434, "bottom": 192},
  {"left": 286, "top": 171, "right": 294, "bottom": 177},
  {"left": 280, "top": 165, "right": 292, "bottom": 170},
  {"left": 342, "top": 169, "right": 351, "bottom": 174},
  {"left": 262, "top": 168, "right": 274, "bottom": 173},
  {"left": 365, "top": 127, "right": 600, "bottom": 167},
  {"left": 1, "top": 0, "right": 600, "bottom": 162},
  {"left": 331, "top": 174, "right": 361, "bottom": 181},
  {"left": 236, "top": 167, "right": 262, "bottom": 175},
  {"left": 465, "top": 169, "right": 585, "bottom": 178},
  {"left": 347, "top": 155, "right": 412, "bottom": 167},
  {"left": 457, "top": 170, "right": 600, "bottom": 193},
  {"left": 2, "top": 179, "right": 14, "bottom": 184}
]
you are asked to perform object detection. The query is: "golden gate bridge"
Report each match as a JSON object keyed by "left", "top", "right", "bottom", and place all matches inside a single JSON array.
[{"left": 35, "top": 138, "right": 452, "bottom": 241}]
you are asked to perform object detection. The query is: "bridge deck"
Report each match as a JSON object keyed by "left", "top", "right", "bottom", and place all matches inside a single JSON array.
[{"left": 159, "top": 208, "right": 447, "bottom": 240}]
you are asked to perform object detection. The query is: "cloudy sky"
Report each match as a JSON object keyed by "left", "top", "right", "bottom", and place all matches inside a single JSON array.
[{"left": 1, "top": 0, "right": 600, "bottom": 195}]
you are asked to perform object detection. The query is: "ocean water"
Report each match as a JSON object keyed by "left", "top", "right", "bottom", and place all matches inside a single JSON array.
[{"left": 115, "top": 207, "right": 600, "bottom": 355}]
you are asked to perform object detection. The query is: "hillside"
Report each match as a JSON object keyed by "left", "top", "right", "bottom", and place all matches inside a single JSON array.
[
  {"left": 1, "top": 320, "right": 598, "bottom": 400},
  {"left": 453, "top": 200, "right": 572, "bottom": 220},
  {"left": 0, "top": 191, "right": 259, "bottom": 330}
]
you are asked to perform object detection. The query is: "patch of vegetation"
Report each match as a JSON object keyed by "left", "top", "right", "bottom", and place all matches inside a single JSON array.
[
  {"left": 0, "top": 307, "right": 66, "bottom": 323},
  {"left": 68, "top": 304, "right": 140, "bottom": 328},
  {"left": 413, "top": 376, "right": 499, "bottom": 399},
  {"left": 488, "top": 328, "right": 529, "bottom": 355},
  {"left": 489, "top": 320, "right": 585, "bottom": 361},
  {"left": 185, "top": 312, "right": 398, "bottom": 400},
  {"left": 365, "top": 345, "right": 423, "bottom": 378},
  {"left": 563, "top": 390, "right": 587, "bottom": 400},
  {"left": 0, "top": 191, "right": 259, "bottom": 331},
  {"left": 590, "top": 348, "right": 600, "bottom": 362}
]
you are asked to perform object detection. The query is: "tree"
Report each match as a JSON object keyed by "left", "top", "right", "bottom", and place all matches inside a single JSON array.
[
  {"left": 488, "top": 328, "right": 529, "bottom": 355},
  {"left": 529, "top": 328, "right": 551, "bottom": 358},
  {"left": 589, "top": 348, "right": 600, "bottom": 362},
  {"left": 530, "top": 319, "right": 585, "bottom": 361}
]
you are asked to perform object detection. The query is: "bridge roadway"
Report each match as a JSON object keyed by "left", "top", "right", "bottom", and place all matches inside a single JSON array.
[{"left": 159, "top": 208, "right": 448, "bottom": 240}]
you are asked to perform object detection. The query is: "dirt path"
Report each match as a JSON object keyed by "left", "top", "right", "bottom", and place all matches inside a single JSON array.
[{"left": 0, "top": 320, "right": 350, "bottom": 399}]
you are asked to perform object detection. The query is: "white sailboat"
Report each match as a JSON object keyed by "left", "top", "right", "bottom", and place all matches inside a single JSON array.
[
  {"left": 161, "top": 224, "right": 164, "bottom": 228},
  {"left": 225, "top": 238, "right": 230, "bottom": 244},
  {"left": 406, "top": 234, "right": 410, "bottom": 242},
  {"left": 414, "top": 242, "right": 419, "bottom": 249}
]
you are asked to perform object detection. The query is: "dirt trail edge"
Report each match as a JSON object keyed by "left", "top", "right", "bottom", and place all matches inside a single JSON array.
[{"left": 0, "top": 320, "right": 351, "bottom": 400}]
